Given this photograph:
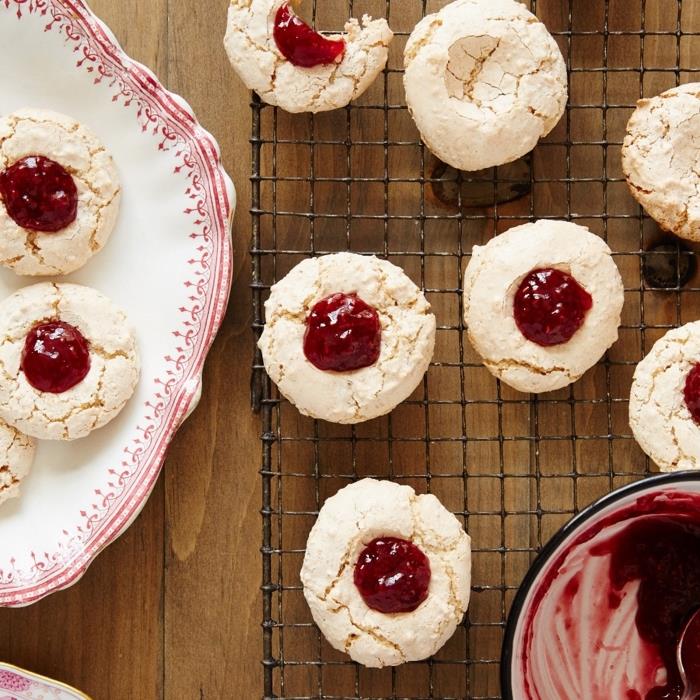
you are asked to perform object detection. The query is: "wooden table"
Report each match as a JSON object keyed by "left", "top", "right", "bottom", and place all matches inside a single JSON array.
[
  {"left": 0, "top": 0, "right": 696, "bottom": 697},
  {"left": 0, "top": 1, "right": 260, "bottom": 697}
]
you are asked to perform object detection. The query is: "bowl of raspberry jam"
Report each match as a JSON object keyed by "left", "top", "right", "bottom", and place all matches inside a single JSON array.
[{"left": 502, "top": 472, "right": 700, "bottom": 700}]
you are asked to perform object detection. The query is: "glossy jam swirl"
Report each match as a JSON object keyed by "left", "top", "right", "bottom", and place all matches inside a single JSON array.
[
  {"left": 598, "top": 518, "right": 700, "bottom": 700},
  {"left": 303, "top": 292, "right": 381, "bottom": 372},
  {"left": 21, "top": 321, "right": 90, "bottom": 393},
  {"left": 273, "top": 3, "right": 345, "bottom": 68},
  {"left": 684, "top": 363, "right": 700, "bottom": 425},
  {"left": 0, "top": 156, "right": 77, "bottom": 232},
  {"left": 354, "top": 537, "right": 431, "bottom": 613},
  {"left": 514, "top": 267, "right": 593, "bottom": 347}
]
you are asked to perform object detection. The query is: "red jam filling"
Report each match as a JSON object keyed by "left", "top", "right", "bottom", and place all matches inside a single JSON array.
[
  {"left": 303, "top": 292, "right": 381, "bottom": 372},
  {"left": 684, "top": 363, "right": 700, "bottom": 425},
  {"left": 354, "top": 537, "right": 431, "bottom": 614},
  {"left": 21, "top": 321, "right": 90, "bottom": 393},
  {"left": 0, "top": 155, "right": 78, "bottom": 232},
  {"left": 513, "top": 267, "right": 593, "bottom": 347},
  {"left": 273, "top": 3, "right": 345, "bottom": 68},
  {"left": 593, "top": 517, "right": 700, "bottom": 700}
]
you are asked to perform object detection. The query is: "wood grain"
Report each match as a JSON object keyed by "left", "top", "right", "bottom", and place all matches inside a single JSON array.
[{"left": 0, "top": 0, "right": 259, "bottom": 698}]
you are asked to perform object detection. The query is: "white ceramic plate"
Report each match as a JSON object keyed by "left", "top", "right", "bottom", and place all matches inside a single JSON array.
[
  {"left": 0, "top": 0, "right": 234, "bottom": 605},
  {"left": 0, "top": 663, "right": 90, "bottom": 699}
]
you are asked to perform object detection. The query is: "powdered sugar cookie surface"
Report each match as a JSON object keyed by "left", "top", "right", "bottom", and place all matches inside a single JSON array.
[
  {"left": 258, "top": 252, "right": 436, "bottom": 423},
  {"left": 629, "top": 322, "right": 700, "bottom": 472},
  {"left": 0, "top": 108, "right": 120, "bottom": 276},
  {"left": 224, "top": 0, "right": 392, "bottom": 113},
  {"left": 0, "top": 283, "right": 139, "bottom": 440},
  {"left": 622, "top": 83, "right": 700, "bottom": 241},
  {"left": 463, "top": 220, "right": 624, "bottom": 393},
  {"left": 403, "top": 0, "right": 567, "bottom": 172},
  {"left": 0, "top": 419, "right": 35, "bottom": 507},
  {"left": 301, "top": 478, "right": 472, "bottom": 668}
]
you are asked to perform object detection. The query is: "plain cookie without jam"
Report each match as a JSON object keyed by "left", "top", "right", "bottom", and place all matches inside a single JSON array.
[
  {"left": 403, "top": 0, "right": 567, "bottom": 172},
  {"left": 622, "top": 83, "right": 700, "bottom": 242}
]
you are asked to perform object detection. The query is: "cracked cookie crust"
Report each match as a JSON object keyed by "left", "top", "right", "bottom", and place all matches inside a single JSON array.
[
  {"left": 0, "top": 283, "right": 139, "bottom": 441},
  {"left": 0, "top": 109, "right": 120, "bottom": 276},
  {"left": 258, "top": 252, "right": 436, "bottom": 424},
  {"left": 0, "top": 418, "right": 35, "bottom": 507},
  {"left": 224, "top": 0, "right": 393, "bottom": 113},
  {"left": 463, "top": 220, "right": 624, "bottom": 393},
  {"left": 629, "top": 321, "right": 700, "bottom": 472},
  {"left": 403, "top": 0, "right": 567, "bottom": 172},
  {"left": 300, "top": 479, "right": 472, "bottom": 668},
  {"left": 622, "top": 83, "right": 700, "bottom": 242}
]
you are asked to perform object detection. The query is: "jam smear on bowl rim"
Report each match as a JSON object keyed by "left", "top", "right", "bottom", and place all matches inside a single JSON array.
[
  {"left": 678, "top": 608, "right": 700, "bottom": 697},
  {"left": 354, "top": 536, "right": 431, "bottom": 614},
  {"left": 303, "top": 292, "right": 381, "bottom": 372},
  {"left": 21, "top": 321, "right": 90, "bottom": 393},
  {"left": 273, "top": 3, "right": 345, "bottom": 68},
  {"left": 513, "top": 267, "right": 593, "bottom": 347},
  {"left": 0, "top": 155, "right": 78, "bottom": 233}
]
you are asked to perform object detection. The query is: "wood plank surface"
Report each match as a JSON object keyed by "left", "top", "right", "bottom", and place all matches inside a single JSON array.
[
  {"left": 0, "top": 0, "right": 259, "bottom": 698},
  {"left": 0, "top": 0, "right": 696, "bottom": 698}
]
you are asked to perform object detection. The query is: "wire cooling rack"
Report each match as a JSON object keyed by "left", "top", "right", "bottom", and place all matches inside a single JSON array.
[{"left": 250, "top": 1, "right": 700, "bottom": 697}]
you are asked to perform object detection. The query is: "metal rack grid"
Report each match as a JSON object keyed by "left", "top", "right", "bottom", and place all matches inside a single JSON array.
[{"left": 251, "top": 1, "right": 700, "bottom": 697}]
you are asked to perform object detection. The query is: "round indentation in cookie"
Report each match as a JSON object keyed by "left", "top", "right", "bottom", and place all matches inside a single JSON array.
[
  {"left": 300, "top": 479, "right": 471, "bottom": 668},
  {"left": 630, "top": 321, "right": 700, "bottom": 472},
  {"left": 0, "top": 108, "right": 121, "bottom": 276},
  {"left": 0, "top": 418, "right": 35, "bottom": 507},
  {"left": 642, "top": 241, "right": 696, "bottom": 290},
  {"left": 0, "top": 282, "right": 139, "bottom": 441},
  {"left": 273, "top": 3, "right": 345, "bottom": 67},
  {"left": 514, "top": 268, "right": 593, "bottom": 347},
  {"left": 0, "top": 155, "right": 77, "bottom": 232},
  {"left": 21, "top": 321, "right": 91, "bottom": 394},
  {"left": 258, "top": 252, "right": 436, "bottom": 424},
  {"left": 463, "top": 220, "right": 624, "bottom": 393},
  {"left": 354, "top": 536, "right": 431, "bottom": 613},
  {"left": 224, "top": 0, "right": 392, "bottom": 113},
  {"left": 444, "top": 34, "right": 504, "bottom": 106},
  {"left": 622, "top": 83, "right": 700, "bottom": 242},
  {"left": 303, "top": 292, "right": 381, "bottom": 372},
  {"left": 403, "top": 0, "right": 567, "bottom": 172}
]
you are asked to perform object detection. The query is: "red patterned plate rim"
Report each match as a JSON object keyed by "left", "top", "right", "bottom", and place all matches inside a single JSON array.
[
  {"left": 0, "top": 662, "right": 91, "bottom": 698},
  {"left": 0, "top": 0, "right": 234, "bottom": 605}
]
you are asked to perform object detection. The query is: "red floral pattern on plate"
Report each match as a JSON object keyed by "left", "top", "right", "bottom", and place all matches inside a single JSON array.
[
  {"left": 0, "top": 663, "right": 88, "bottom": 699},
  {"left": 0, "top": 670, "right": 30, "bottom": 692},
  {"left": 0, "top": 0, "right": 233, "bottom": 606}
]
